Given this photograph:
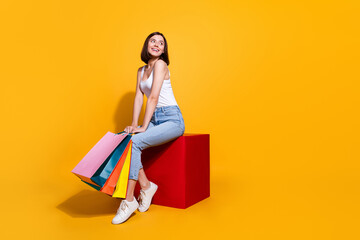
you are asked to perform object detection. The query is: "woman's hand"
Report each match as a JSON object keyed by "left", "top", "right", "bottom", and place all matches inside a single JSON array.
[
  {"left": 124, "top": 125, "right": 146, "bottom": 134},
  {"left": 124, "top": 125, "right": 138, "bottom": 134}
]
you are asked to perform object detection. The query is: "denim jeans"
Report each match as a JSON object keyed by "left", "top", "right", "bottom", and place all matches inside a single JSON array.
[{"left": 128, "top": 105, "right": 185, "bottom": 180}]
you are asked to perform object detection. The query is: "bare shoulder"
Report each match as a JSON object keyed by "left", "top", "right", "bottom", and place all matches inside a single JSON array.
[
  {"left": 136, "top": 66, "right": 144, "bottom": 83},
  {"left": 137, "top": 65, "right": 145, "bottom": 72},
  {"left": 137, "top": 65, "right": 145, "bottom": 77},
  {"left": 154, "top": 59, "right": 168, "bottom": 71}
]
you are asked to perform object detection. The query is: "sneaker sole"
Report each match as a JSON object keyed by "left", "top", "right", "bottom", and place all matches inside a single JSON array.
[{"left": 111, "top": 212, "right": 137, "bottom": 224}]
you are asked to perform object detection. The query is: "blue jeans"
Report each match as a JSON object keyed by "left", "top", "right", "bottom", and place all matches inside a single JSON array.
[{"left": 129, "top": 105, "right": 185, "bottom": 180}]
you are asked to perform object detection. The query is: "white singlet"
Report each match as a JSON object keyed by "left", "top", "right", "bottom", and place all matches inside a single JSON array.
[{"left": 139, "top": 65, "right": 178, "bottom": 108}]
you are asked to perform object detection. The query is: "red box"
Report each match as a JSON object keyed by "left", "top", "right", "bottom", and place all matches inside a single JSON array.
[{"left": 134, "top": 133, "right": 210, "bottom": 209}]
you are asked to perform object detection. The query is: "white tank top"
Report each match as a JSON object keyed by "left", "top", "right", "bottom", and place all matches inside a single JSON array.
[{"left": 140, "top": 65, "right": 178, "bottom": 108}]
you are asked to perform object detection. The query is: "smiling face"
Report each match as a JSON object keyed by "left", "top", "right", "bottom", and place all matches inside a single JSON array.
[{"left": 147, "top": 35, "right": 165, "bottom": 57}]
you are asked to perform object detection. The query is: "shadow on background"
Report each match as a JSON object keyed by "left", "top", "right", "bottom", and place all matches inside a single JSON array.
[
  {"left": 56, "top": 190, "right": 120, "bottom": 218},
  {"left": 113, "top": 91, "right": 146, "bottom": 133}
]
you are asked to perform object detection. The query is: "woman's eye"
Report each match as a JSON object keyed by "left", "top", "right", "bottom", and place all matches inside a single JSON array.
[{"left": 151, "top": 39, "right": 163, "bottom": 44}]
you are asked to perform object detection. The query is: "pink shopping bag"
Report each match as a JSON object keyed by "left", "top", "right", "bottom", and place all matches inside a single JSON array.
[{"left": 71, "top": 131, "right": 128, "bottom": 186}]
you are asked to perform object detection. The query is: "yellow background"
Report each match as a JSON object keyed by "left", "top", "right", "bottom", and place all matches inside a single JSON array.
[{"left": 1, "top": 0, "right": 359, "bottom": 239}]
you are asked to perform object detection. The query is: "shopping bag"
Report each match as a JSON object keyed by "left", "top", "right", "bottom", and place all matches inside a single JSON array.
[
  {"left": 90, "top": 134, "right": 132, "bottom": 187},
  {"left": 100, "top": 140, "right": 131, "bottom": 195},
  {"left": 112, "top": 141, "right": 133, "bottom": 198},
  {"left": 71, "top": 131, "right": 128, "bottom": 186}
]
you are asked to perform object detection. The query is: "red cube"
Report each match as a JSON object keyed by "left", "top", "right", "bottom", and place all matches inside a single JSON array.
[{"left": 134, "top": 133, "right": 210, "bottom": 209}]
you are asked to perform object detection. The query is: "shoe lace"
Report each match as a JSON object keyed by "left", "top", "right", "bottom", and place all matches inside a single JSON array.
[
  {"left": 138, "top": 190, "right": 146, "bottom": 207},
  {"left": 117, "top": 200, "right": 128, "bottom": 215}
]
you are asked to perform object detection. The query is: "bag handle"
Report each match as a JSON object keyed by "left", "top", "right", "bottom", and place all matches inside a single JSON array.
[{"left": 115, "top": 131, "right": 135, "bottom": 136}]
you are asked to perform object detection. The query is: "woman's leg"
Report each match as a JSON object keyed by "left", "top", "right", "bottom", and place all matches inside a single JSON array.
[
  {"left": 124, "top": 180, "right": 137, "bottom": 201},
  {"left": 124, "top": 169, "right": 150, "bottom": 201},
  {"left": 138, "top": 168, "right": 151, "bottom": 189},
  {"left": 125, "top": 121, "right": 155, "bottom": 201}
]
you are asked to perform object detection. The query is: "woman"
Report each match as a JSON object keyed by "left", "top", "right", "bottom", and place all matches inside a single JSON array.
[{"left": 112, "top": 32, "right": 185, "bottom": 224}]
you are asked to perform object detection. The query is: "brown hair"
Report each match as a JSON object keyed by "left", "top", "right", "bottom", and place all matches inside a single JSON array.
[{"left": 140, "top": 32, "right": 170, "bottom": 65}]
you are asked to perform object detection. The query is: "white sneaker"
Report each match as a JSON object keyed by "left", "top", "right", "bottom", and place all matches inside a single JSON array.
[
  {"left": 137, "top": 181, "right": 158, "bottom": 212},
  {"left": 111, "top": 197, "right": 139, "bottom": 224}
]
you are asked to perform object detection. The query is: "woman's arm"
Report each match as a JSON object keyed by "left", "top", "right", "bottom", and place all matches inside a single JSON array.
[
  {"left": 131, "top": 67, "right": 144, "bottom": 126},
  {"left": 133, "top": 60, "right": 167, "bottom": 132},
  {"left": 124, "top": 67, "right": 144, "bottom": 133}
]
